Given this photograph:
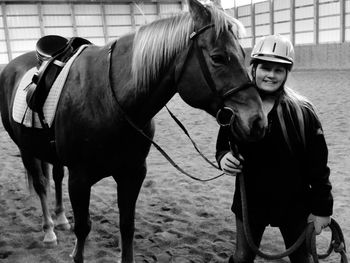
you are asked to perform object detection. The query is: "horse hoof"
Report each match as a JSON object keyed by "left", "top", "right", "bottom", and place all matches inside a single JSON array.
[
  {"left": 44, "top": 239, "right": 58, "bottom": 248},
  {"left": 55, "top": 214, "right": 71, "bottom": 230},
  {"left": 43, "top": 231, "right": 58, "bottom": 247}
]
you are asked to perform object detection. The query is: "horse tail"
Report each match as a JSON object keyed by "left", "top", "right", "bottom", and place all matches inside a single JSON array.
[{"left": 20, "top": 151, "right": 50, "bottom": 196}]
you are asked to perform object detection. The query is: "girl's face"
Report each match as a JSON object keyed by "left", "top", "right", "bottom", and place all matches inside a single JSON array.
[{"left": 255, "top": 62, "right": 287, "bottom": 94}]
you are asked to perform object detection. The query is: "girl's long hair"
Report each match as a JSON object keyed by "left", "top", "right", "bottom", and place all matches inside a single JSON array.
[
  {"left": 251, "top": 62, "right": 319, "bottom": 153},
  {"left": 277, "top": 86, "right": 319, "bottom": 153}
]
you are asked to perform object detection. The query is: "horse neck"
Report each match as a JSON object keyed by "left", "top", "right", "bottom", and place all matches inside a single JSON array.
[
  {"left": 110, "top": 39, "right": 177, "bottom": 127},
  {"left": 136, "top": 64, "right": 178, "bottom": 124},
  {"left": 130, "top": 65, "right": 178, "bottom": 127}
]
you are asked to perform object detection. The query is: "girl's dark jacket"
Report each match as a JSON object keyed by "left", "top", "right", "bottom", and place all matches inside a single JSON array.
[{"left": 216, "top": 97, "right": 333, "bottom": 227}]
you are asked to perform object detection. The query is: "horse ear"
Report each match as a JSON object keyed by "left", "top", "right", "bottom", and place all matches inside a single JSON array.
[{"left": 188, "top": 0, "right": 211, "bottom": 29}]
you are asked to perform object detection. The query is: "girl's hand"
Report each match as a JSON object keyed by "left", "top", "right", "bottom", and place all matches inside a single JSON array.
[
  {"left": 220, "top": 152, "right": 243, "bottom": 176},
  {"left": 307, "top": 214, "right": 331, "bottom": 235}
]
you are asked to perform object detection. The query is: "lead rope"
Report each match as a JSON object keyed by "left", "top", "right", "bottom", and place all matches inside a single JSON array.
[
  {"left": 238, "top": 170, "right": 311, "bottom": 259},
  {"left": 231, "top": 143, "right": 347, "bottom": 262},
  {"left": 239, "top": 171, "right": 347, "bottom": 261}
]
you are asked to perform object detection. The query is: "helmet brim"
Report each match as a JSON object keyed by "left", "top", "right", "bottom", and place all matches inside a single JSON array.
[{"left": 251, "top": 55, "right": 293, "bottom": 65}]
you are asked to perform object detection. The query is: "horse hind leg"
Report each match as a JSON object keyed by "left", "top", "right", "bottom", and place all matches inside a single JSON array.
[
  {"left": 68, "top": 165, "right": 92, "bottom": 263},
  {"left": 52, "top": 164, "right": 71, "bottom": 230},
  {"left": 114, "top": 163, "right": 147, "bottom": 263},
  {"left": 20, "top": 150, "right": 57, "bottom": 247}
]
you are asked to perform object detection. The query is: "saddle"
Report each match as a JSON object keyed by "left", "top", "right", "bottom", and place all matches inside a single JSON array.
[{"left": 26, "top": 35, "right": 92, "bottom": 127}]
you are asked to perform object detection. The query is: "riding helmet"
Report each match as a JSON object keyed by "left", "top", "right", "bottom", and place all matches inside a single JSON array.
[{"left": 250, "top": 34, "right": 295, "bottom": 70}]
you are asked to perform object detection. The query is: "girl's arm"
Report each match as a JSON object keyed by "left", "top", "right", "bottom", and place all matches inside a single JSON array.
[{"left": 305, "top": 107, "right": 333, "bottom": 217}]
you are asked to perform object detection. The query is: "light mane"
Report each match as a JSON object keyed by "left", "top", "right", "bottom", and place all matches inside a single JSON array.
[{"left": 131, "top": 3, "right": 245, "bottom": 90}]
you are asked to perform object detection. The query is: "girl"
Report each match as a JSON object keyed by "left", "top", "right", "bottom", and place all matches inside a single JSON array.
[{"left": 216, "top": 34, "right": 333, "bottom": 263}]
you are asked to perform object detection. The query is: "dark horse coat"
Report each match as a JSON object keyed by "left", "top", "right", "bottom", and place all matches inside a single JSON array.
[{"left": 0, "top": 0, "right": 268, "bottom": 262}]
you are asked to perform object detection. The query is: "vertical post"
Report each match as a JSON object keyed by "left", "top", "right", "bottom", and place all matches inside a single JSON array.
[
  {"left": 234, "top": 0, "right": 238, "bottom": 19},
  {"left": 2, "top": 3, "right": 12, "bottom": 62},
  {"left": 101, "top": 3, "right": 108, "bottom": 43},
  {"left": 290, "top": 0, "right": 295, "bottom": 45},
  {"left": 38, "top": 3, "right": 45, "bottom": 36},
  {"left": 270, "top": 0, "right": 274, "bottom": 35},
  {"left": 70, "top": 3, "right": 77, "bottom": 37},
  {"left": 180, "top": 0, "right": 187, "bottom": 12},
  {"left": 314, "top": 0, "right": 319, "bottom": 44},
  {"left": 251, "top": 1, "right": 256, "bottom": 47},
  {"left": 156, "top": 2, "right": 161, "bottom": 19},
  {"left": 340, "top": 0, "right": 345, "bottom": 42},
  {"left": 130, "top": 3, "right": 136, "bottom": 32}
]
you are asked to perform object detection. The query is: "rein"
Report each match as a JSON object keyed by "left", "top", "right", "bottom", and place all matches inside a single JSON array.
[
  {"left": 105, "top": 24, "right": 252, "bottom": 182},
  {"left": 106, "top": 29, "right": 225, "bottom": 182},
  {"left": 106, "top": 24, "right": 256, "bottom": 181},
  {"left": 164, "top": 105, "right": 220, "bottom": 170},
  {"left": 106, "top": 31, "right": 347, "bottom": 261}
]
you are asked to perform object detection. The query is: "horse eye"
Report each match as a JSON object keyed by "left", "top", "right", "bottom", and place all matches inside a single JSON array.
[{"left": 211, "top": 54, "right": 228, "bottom": 65}]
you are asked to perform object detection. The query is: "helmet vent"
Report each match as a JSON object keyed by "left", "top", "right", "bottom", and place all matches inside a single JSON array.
[
  {"left": 259, "top": 42, "right": 264, "bottom": 52},
  {"left": 272, "top": 42, "right": 276, "bottom": 52}
]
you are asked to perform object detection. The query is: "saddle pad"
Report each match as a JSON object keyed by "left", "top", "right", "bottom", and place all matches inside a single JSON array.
[{"left": 12, "top": 44, "right": 88, "bottom": 128}]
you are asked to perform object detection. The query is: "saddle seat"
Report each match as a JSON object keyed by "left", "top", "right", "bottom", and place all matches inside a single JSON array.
[
  {"left": 26, "top": 35, "right": 92, "bottom": 127},
  {"left": 36, "top": 35, "right": 68, "bottom": 64}
]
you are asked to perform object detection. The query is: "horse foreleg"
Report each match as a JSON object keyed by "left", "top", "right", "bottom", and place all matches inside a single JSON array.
[
  {"left": 21, "top": 152, "right": 57, "bottom": 247},
  {"left": 115, "top": 163, "right": 146, "bottom": 263},
  {"left": 68, "top": 166, "right": 92, "bottom": 263},
  {"left": 52, "top": 164, "right": 70, "bottom": 230}
]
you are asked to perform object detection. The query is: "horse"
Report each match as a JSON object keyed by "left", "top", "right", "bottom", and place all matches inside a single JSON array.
[{"left": 0, "top": 0, "right": 267, "bottom": 262}]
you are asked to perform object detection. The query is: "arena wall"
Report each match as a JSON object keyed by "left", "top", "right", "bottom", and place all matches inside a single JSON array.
[
  {"left": 1, "top": 43, "right": 348, "bottom": 71},
  {"left": 294, "top": 43, "right": 350, "bottom": 70},
  {"left": 0, "top": 0, "right": 349, "bottom": 70},
  {"left": 245, "top": 42, "right": 350, "bottom": 70}
]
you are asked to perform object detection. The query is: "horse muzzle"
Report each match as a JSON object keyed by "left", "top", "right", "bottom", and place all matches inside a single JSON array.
[{"left": 216, "top": 106, "right": 267, "bottom": 142}]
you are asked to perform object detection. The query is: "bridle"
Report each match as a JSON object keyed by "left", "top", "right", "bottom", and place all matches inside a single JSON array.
[
  {"left": 176, "top": 23, "right": 256, "bottom": 127},
  {"left": 106, "top": 23, "right": 253, "bottom": 181}
]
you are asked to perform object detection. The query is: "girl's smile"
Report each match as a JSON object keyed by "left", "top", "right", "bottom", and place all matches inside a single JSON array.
[{"left": 255, "top": 62, "right": 287, "bottom": 94}]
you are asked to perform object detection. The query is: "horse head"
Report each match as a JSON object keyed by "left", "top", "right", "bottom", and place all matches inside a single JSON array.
[{"left": 175, "top": 0, "right": 267, "bottom": 142}]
